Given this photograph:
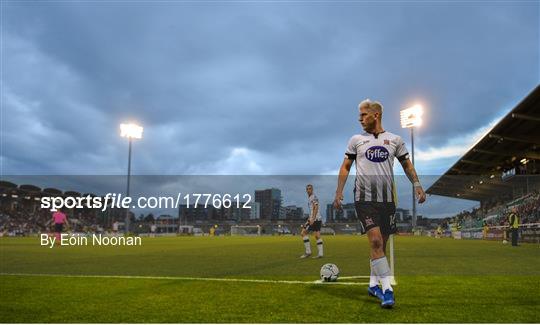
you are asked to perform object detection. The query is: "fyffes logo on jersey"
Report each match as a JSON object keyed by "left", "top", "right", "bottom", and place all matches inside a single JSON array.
[{"left": 365, "top": 146, "right": 389, "bottom": 162}]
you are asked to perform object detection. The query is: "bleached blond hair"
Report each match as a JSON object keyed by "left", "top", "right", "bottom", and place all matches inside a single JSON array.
[{"left": 358, "top": 99, "right": 383, "bottom": 118}]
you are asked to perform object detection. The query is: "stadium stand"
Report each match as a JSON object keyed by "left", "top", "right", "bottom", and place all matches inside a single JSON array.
[
  {"left": 427, "top": 85, "right": 540, "bottom": 242},
  {"left": 0, "top": 181, "right": 323, "bottom": 236},
  {"left": 0, "top": 180, "right": 124, "bottom": 236}
]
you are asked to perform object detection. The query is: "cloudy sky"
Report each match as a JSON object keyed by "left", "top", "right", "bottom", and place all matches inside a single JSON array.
[{"left": 1, "top": 1, "right": 539, "bottom": 217}]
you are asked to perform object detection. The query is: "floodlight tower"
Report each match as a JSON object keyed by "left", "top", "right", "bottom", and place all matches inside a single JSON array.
[
  {"left": 120, "top": 123, "right": 143, "bottom": 233},
  {"left": 400, "top": 105, "right": 423, "bottom": 229}
]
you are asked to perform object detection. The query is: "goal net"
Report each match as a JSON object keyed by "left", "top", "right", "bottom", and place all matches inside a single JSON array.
[{"left": 230, "top": 225, "right": 261, "bottom": 236}]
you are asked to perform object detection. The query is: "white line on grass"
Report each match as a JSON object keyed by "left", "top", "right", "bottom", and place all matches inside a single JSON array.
[{"left": 0, "top": 273, "right": 368, "bottom": 286}]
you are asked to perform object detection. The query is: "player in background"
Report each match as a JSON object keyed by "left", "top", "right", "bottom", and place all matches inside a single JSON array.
[
  {"left": 300, "top": 184, "right": 324, "bottom": 259},
  {"left": 52, "top": 208, "right": 70, "bottom": 244},
  {"left": 150, "top": 223, "right": 157, "bottom": 237},
  {"left": 112, "top": 220, "right": 119, "bottom": 234},
  {"left": 333, "top": 99, "right": 426, "bottom": 308}
]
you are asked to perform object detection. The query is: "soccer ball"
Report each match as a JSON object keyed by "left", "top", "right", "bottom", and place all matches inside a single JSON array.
[
  {"left": 502, "top": 240, "right": 508, "bottom": 244},
  {"left": 320, "top": 263, "right": 339, "bottom": 282}
]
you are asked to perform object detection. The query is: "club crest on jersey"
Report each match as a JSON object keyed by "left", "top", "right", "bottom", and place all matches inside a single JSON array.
[{"left": 365, "top": 146, "right": 389, "bottom": 162}]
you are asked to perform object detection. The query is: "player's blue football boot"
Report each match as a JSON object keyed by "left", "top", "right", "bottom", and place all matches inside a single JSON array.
[
  {"left": 367, "top": 285, "right": 384, "bottom": 301},
  {"left": 381, "top": 289, "right": 395, "bottom": 308}
]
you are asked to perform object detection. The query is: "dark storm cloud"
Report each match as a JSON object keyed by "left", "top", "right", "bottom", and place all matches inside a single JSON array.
[{"left": 1, "top": 2, "right": 538, "bottom": 216}]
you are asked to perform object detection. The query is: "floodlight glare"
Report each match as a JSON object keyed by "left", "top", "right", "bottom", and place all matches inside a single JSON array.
[
  {"left": 120, "top": 122, "right": 143, "bottom": 233},
  {"left": 400, "top": 103, "right": 424, "bottom": 229},
  {"left": 120, "top": 123, "right": 144, "bottom": 139},
  {"left": 400, "top": 104, "right": 424, "bottom": 128}
]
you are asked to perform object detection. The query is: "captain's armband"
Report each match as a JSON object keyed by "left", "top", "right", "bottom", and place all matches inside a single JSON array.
[{"left": 397, "top": 154, "right": 409, "bottom": 163}]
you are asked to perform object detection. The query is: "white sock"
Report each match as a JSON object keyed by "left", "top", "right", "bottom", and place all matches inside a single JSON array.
[
  {"left": 316, "top": 239, "right": 323, "bottom": 256},
  {"left": 371, "top": 256, "right": 392, "bottom": 292},
  {"left": 303, "top": 236, "right": 311, "bottom": 254},
  {"left": 369, "top": 262, "right": 379, "bottom": 287}
]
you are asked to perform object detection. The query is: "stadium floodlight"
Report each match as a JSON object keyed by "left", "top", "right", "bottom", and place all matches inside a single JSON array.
[
  {"left": 120, "top": 122, "right": 143, "bottom": 233},
  {"left": 120, "top": 123, "right": 143, "bottom": 139},
  {"left": 400, "top": 104, "right": 424, "bottom": 128},
  {"left": 400, "top": 104, "right": 424, "bottom": 229}
]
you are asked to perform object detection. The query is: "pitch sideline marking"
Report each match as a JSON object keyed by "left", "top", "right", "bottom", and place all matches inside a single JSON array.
[
  {"left": 340, "top": 275, "right": 398, "bottom": 285},
  {"left": 0, "top": 273, "right": 368, "bottom": 286},
  {"left": 339, "top": 275, "right": 370, "bottom": 279}
]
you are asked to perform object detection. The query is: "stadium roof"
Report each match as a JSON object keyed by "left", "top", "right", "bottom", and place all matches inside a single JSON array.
[
  {"left": 426, "top": 85, "right": 540, "bottom": 202},
  {"left": 43, "top": 187, "right": 62, "bottom": 196},
  {"left": 64, "top": 191, "right": 82, "bottom": 197},
  {"left": 19, "top": 184, "right": 41, "bottom": 193},
  {"left": 0, "top": 181, "right": 17, "bottom": 190},
  {"left": 0, "top": 181, "right": 99, "bottom": 198}
]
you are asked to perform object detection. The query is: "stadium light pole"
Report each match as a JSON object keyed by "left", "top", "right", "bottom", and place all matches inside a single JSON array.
[
  {"left": 400, "top": 104, "right": 423, "bottom": 229},
  {"left": 120, "top": 123, "right": 143, "bottom": 233}
]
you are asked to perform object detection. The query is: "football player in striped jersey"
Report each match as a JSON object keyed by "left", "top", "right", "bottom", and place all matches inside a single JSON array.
[
  {"left": 334, "top": 99, "right": 426, "bottom": 308},
  {"left": 299, "top": 184, "right": 324, "bottom": 259}
]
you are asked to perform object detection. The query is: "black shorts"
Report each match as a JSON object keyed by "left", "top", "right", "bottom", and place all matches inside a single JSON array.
[
  {"left": 54, "top": 223, "right": 63, "bottom": 232},
  {"left": 303, "top": 220, "right": 322, "bottom": 232},
  {"left": 354, "top": 201, "right": 396, "bottom": 235}
]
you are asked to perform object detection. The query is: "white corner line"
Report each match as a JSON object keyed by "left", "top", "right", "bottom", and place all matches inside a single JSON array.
[{"left": 0, "top": 273, "right": 368, "bottom": 286}]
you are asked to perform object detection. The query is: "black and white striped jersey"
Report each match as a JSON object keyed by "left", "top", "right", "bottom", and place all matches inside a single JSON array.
[
  {"left": 308, "top": 194, "right": 323, "bottom": 221},
  {"left": 345, "top": 131, "right": 409, "bottom": 204}
]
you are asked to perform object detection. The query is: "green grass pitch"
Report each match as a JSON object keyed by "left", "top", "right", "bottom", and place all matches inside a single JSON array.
[{"left": 1, "top": 235, "right": 539, "bottom": 323}]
